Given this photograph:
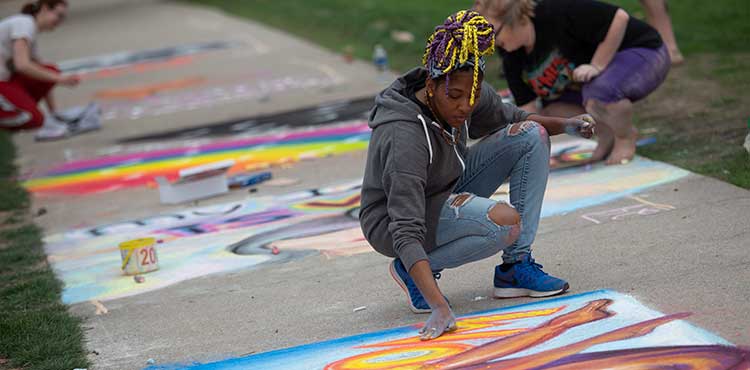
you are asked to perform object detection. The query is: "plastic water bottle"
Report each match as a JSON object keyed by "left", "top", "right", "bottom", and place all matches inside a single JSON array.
[{"left": 373, "top": 44, "right": 388, "bottom": 72}]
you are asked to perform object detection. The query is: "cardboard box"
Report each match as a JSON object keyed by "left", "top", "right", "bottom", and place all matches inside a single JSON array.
[{"left": 155, "top": 159, "right": 234, "bottom": 204}]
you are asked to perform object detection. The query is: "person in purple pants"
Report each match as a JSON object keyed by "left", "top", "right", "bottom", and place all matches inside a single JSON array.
[{"left": 476, "top": 0, "right": 671, "bottom": 165}]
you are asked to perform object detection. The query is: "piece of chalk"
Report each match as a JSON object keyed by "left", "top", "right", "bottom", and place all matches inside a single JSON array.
[
  {"left": 353, "top": 306, "right": 367, "bottom": 312},
  {"left": 636, "top": 137, "right": 657, "bottom": 147},
  {"left": 265, "top": 177, "right": 301, "bottom": 187},
  {"left": 91, "top": 300, "right": 108, "bottom": 315},
  {"left": 228, "top": 171, "right": 272, "bottom": 188}
]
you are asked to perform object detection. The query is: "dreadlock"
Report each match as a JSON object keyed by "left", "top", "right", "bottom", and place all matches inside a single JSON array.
[{"left": 422, "top": 10, "right": 495, "bottom": 106}]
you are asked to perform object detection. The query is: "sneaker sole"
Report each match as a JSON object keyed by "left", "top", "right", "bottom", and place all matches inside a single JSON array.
[
  {"left": 493, "top": 283, "right": 569, "bottom": 299},
  {"left": 389, "top": 262, "right": 431, "bottom": 314}
]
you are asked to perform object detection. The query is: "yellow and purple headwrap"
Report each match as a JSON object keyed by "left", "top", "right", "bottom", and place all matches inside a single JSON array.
[{"left": 422, "top": 10, "right": 496, "bottom": 105}]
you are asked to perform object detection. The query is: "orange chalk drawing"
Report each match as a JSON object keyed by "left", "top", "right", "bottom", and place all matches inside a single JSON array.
[
  {"left": 94, "top": 76, "right": 206, "bottom": 100},
  {"left": 146, "top": 290, "right": 746, "bottom": 368},
  {"left": 294, "top": 194, "right": 361, "bottom": 211},
  {"left": 324, "top": 299, "right": 750, "bottom": 370},
  {"left": 325, "top": 306, "right": 566, "bottom": 370},
  {"left": 79, "top": 56, "right": 195, "bottom": 81}
]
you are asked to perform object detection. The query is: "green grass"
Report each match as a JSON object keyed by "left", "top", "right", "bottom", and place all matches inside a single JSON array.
[
  {"left": 602, "top": 0, "right": 750, "bottom": 55},
  {"left": 185, "top": 0, "right": 749, "bottom": 72},
  {"left": 0, "top": 132, "right": 89, "bottom": 370},
  {"left": 185, "top": 0, "right": 750, "bottom": 189},
  {"left": 184, "top": 1, "right": 473, "bottom": 78},
  {"left": 639, "top": 133, "right": 750, "bottom": 188},
  {"left": 635, "top": 51, "right": 750, "bottom": 189}
]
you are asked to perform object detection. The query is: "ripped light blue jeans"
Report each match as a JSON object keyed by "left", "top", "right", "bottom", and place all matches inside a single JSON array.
[{"left": 429, "top": 121, "right": 550, "bottom": 271}]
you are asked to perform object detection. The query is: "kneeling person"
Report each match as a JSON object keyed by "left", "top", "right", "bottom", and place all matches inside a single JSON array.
[{"left": 359, "top": 10, "right": 595, "bottom": 340}]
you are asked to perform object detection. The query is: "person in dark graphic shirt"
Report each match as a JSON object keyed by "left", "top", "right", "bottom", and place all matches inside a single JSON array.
[{"left": 475, "top": 0, "right": 670, "bottom": 165}]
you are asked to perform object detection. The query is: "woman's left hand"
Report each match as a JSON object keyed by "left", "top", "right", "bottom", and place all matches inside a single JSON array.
[{"left": 573, "top": 64, "right": 601, "bottom": 83}]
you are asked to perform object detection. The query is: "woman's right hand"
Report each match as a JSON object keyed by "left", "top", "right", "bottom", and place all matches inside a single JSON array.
[
  {"left": 564, "top": 114, "right": 596, "bottom": 139},
  {"left": 419, "top": 305, "right": 457, "bottom": 341},
  {"left": 58, "top": 74, "right": 81, "bottom": 87}
]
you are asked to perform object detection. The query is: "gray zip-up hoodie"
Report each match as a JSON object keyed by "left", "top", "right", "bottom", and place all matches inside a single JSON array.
[{"left": 359, "top": 67, "right": 530, "bottom": 272}]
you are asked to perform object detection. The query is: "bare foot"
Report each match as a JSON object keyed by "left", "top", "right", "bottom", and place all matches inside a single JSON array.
[
  {"left": 589, "top": 126, "right": 614, "bottom": 162},
  {"left": 606, "top": 129, "right": 638, "bottom": 165}
]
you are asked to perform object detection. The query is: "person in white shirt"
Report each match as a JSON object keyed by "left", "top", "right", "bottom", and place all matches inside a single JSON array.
[{"left": 0, "top": 0, "right": 81, "bottom": 139}]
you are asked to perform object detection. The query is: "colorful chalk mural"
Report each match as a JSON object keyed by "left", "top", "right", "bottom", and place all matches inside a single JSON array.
[
  {"left": 46, "top": 181, "right": 365, "bottom": 304},
  {"left": 95, "top": 72, "right": 342, "bottom": 121},
  {"left": 23, "top": 122, "right": 370, "bottom": 195},
  {"left": 59, "top": 41, "right": 237, "bottom": 76},
  {"left": 45, "top": 156, "right": 689, "bottom": 304},
  {"left": 148, "top": 290, "right": 748, "bottom": 370},
  {"left": 118, "top": 96, "right": 374, "bottom": 142},
  {"left": 75, "top": 56, "right": 196, "bottom": 81},
  {"left": 94, "top": 77, "right": 207, "bottom": 100},
  {"left": 20, "top": 127, "right": 631, "bottom": 197}
]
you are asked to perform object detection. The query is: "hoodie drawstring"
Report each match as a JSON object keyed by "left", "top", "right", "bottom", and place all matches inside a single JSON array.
[
  {"left": 417, "top": 114, "right": 434, "bottom": 164},
  {"left": 417, "top": 114, "right": 466, "bottom": 171},
  {"left": 453, "top": 144, "right": 466, "bottom": 171}
]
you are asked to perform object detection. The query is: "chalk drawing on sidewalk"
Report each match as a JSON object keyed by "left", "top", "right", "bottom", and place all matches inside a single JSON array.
[
  {"left": 229, "top": 197, "right": 364, "bottom": 257},
  {"left": 45, "top": 156, "right": 689, "bottom": 304},
  {"left": 93, "top": 77, "right": 207, "bottom": 101},
  {"left": 77, "top": 56, "right": 197, "bottom": 81},
  {"left": 45, "top": 181, "right": 365, "bottom": 304},
  {"left": 61, "top": 181, "right": 362, "bottom": 240},
  {"left": 156, "top": 290, "right": 745, "bottom": 370},
  {"left": 96, "top": 74, "right": 342, "bottom": 121},
  {"left": 23, "top": 121, "right": 370, "bottom": 196},
  {"left": 67, "top": 203, "right": 244, "bottom": 239},
  {"left": 490, "top": 156, "right": 689, "bottom": 218},
  {"left": 117, "top": 96, "right": 374, "bottom": 142},
  {"left": 581, "top": 195, "right": 676, "bottom": 225},
  {"left": 549, "top": 137, "right": 597, "bottom": 170},
  {"left": 23, "top": 129, "right": 678, "bottom": 198},
  {"left": 59, "top": 41, "right": 237, "bottom": 76}
]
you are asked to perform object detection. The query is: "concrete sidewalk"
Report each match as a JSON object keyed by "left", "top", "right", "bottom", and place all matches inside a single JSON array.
[
  {"left": 67, "top": 172, "right": 750, "bottom": 369},
  {"left": 5, "top": 1, "right": 748, "bottom": 369}
]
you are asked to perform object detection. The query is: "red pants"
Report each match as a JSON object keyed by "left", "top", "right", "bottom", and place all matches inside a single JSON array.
[{"left": 0, "top": 64, "right": 59, "bottom": 131}]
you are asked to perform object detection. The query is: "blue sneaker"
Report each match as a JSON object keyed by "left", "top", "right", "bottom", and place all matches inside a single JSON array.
[
  {"left": 493, "top": 255, "right": 569, "bottom": 298},
  {"left": 389, "top": 259, "right": 435, "bottom": 313}
]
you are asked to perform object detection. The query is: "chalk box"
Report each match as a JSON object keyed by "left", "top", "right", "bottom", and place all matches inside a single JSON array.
[
  {"left": 120, "top": 237, "right": 159, "bottom": 275},
  {"left": 155, "top": 159, "right": 235, "bottom": 204}
]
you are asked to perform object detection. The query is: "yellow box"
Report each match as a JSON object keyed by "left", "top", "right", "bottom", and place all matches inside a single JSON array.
[{"left": 119, "top": 237, "right": 159, "bottom": 275}]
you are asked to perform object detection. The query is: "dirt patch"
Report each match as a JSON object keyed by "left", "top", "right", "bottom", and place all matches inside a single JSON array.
[{"left": 632, "top": 53, "right": 749, "bottom": 181}]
